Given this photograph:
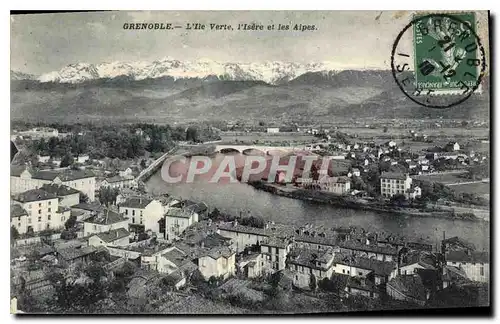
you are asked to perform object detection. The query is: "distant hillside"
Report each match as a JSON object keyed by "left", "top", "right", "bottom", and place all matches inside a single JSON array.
[{"left": 10, "top": 70, "right": 490, "bottom": 123}]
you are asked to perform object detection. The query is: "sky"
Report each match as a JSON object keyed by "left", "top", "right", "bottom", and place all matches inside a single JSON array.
[{"left": 10, "top": 11, "right": 489, "bottom": 75}]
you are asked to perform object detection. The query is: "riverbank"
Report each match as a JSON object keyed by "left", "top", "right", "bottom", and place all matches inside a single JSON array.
[{"left": 248, "top": 181, "right": 484, "bottom": 222}]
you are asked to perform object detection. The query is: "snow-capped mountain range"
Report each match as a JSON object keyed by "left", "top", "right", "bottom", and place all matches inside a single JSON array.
[{"left": 22, "top": 57, "right": 374, "bottom": 85}]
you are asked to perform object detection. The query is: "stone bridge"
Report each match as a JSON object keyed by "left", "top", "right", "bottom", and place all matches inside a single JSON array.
[{"left": 214, "top": 144, "right": 306, "bottom": 154}]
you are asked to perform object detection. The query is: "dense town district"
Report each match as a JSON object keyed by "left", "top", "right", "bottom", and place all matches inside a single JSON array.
[{"left": 10, "top": 121, "right": 490, "bottom": 314}]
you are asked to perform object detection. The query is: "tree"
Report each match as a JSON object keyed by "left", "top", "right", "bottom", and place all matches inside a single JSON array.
[
  {"left": 60, "top": 154, "right": 73, "bottom": 168},
  {"left": 64, "top": 215, "right": 77, "bottom": 230},
  {"left": 140, "top": 159, "right": 147, "bottom": 169},
  {"left": 309, "top": 274, "right": 317, "bottom": 291},
  {"left": 11, "top": 226, "right": 19, "bottom": 240},
  {"left": 186, "top": 126, "right": 199, "bottom": 143},
  {"left": 79, "top": 193, "right": 89, "bottom": 204}
]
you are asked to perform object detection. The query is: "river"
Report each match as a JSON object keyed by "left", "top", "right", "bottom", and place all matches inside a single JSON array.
[{"left": 144, "top": 153, "right": 490, "bottom": 251}]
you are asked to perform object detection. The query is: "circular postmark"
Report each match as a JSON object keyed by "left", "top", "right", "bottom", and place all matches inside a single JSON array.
[{"left": 391, "top": 13, "right": 486, "bottom": 108}]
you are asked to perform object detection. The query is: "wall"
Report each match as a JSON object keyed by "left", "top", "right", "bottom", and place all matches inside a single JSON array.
[
  {"left": 218, "top": 229, "right": 267, "bottom": 253},
  {"left": 59, "top": 193, "right": 80, "bottom": 208},
  {"left": 83, "top": 220, "right": 129, "bottom": 236},
  {"left": 446, "top": 261, "right": 489, "bottom": 283}
]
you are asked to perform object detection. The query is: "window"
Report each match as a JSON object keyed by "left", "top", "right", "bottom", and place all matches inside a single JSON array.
[
  {"left": 38, "top": 210, "right": 41, "bottom": 214},
  {"left": 93, "top": 225, "right": 97, "bottom": 230},
  {"left": 343, "top": 269, "right": 345, "bottom": 274},
  {"left": 140, "top": 211, "right": 143, "bottom": 217},
  {"left": 125, "top": 209, "right": 128, "bottom": 215},
  {"left": 39, "top": 203, "right": 42, "bottom": 207},
  {"left": 295, "top": 275, "right": 298, "bottom": 281},
  {"left": 480, "top": 267, "right": 484, "bottom": 276},
  {"left": 61, "top": 216, "right": 65, "bottom": 222},
  {"left": 18, "top": 223, "right": 21, "bottom": 228},
  {"left": 47, "top": 214, "right": 51, "bottom": 220},
  {"left": 358, "top": 272, "right": 362, "bottom": 276},
  {"left": 132, "top": 218, "right": 135, "bottom": 223},
  {"left": 28, "top": 218, "right": 31, "bottom": 224},
  {"left": 48, "top": 201, "right": 51, "bottom": 206},
  {"left": 48, "top": 208, "right": 51, "bottom": 212},
  {"left": 347, "top": 270, "right": 350, "bottom": 274},
  {"left": 38, "top": 216, "right": 41, "bottom": 222},
  {"left": 132, "top": 210, "right": 135, "bottom": 216}
]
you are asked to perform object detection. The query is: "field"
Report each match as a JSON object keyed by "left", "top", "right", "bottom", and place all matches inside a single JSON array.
[
  {"left": 220, "top": 132, "right": 316, "bottom": 144},
  {"left": 450, "top": 182, "right": 491, "bottom": 196},
  {"left": 414, "top": 172, "right": 469, "bottom": 184}
]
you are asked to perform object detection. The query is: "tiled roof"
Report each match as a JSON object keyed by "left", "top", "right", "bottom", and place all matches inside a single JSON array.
[
  {"left": 218, "top": 223, "right": 267, "bottom": 236},
  {"left": 41, "top": 183, "right": 80, "bottom": 196},
  {"left": 13, "top": 189, "right": 57, "bottom": 203},
  {"left": 10, "top": 165, "right": 28, "bottom": 177},
  {"left": 261, "top": 236, "right": 292, "bottom": 249},
  {"left": 71, "top": 202, "right": 105, "bottom": 212},
  {"left": 57, "top": 169, "right": 95, "bottom": 181},
  {"left": 446, "top": 250, "right": 489, "bottom": 263},
  {"left": 95, "top": 228, "right": 130, "bottom": 243},
  {"left": 11, "top": 204, "right": 28, "bottom": 218},
  {"left": 85, "top": 209, "right": 127, "bottom": 225},
  {"left": 381, "top": 172, "right": 408, "bottom": 180},
  {"left": 340, "top": 240, "right": 398, "bottom": 256},
  {"left": 57, "top": 246, "right": 97, "bottom": 261},
  {"left": 166, "top": 207, "right": 197, "bottom": 219},
  {"left": 57, "top": 206, "right": 71, "bottom": 213},
  {"left": 104, "top": 175, "right": 134, "bottom": 183},
  {"left": 201, "top": 246, "right": 235, "bottom": 260},
  {"left": 387, "top": 275, "right": 426, "bottom": 301},
  {"left": 287, "top": 248, "right": 336, "bottom": 270},
  {"left": 335, "top": 255, "right": 395, "bottom": 276},
  {"left": 162, "top": 248, "right": 189, "bottom": 267},
  {"left": 119, "top": 196, "right": 153, "bottom": 209}
]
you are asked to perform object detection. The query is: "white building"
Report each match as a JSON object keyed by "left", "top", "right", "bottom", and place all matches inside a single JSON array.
[
  {"left": 380, "top": 172, "right": 413, "bottom": 199},
  {"left": 10, "top": 166, "right": 96, "bottom": 201},
  {"left": 118, "top": 197, "right": 163, "bottom": 235},
  {"left": 446, "top": 251, "right": 489, "bottom": 283},
  {"left": 266, "top": 127, "right": 280, "bottom": 133},
  {"left": 40, "top": 183, "right": 80, "bottom": 207},
  {"left": 260, "top": 237, "right": 293, "bottom": 273},
  {"left": 88, "top": 228, "right": 130, "bottom": 247},
  {"left": 83, "top": 209, "right": 129, "bottom": 237},
  {"left": 198, "top": 246, "right": 236, "bottom": 280},
  {"left": 11, "top": 188, "right": 69, "bottom": 234},
  {"left": 286, "top": 248, "right": 337, "bottom": 289},
  {"left": 165, "top": 207, "right": 199, "bottom": 241},
  {"left": 99, "top": 175, "right": 136, "bottom": 190}
]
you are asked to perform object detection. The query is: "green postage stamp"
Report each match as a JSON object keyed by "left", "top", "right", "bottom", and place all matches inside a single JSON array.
[{"left": 412, "top": 12, "right": 482, "bottom": 93}]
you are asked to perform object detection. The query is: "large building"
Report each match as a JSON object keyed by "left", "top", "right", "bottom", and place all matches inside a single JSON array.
[
  {"left": 11, "top": 188, "right": 70, "bottom": 234},
  {"left": 165, "top": 207, "right": 199, "bottom": 241},
  {"left": 10, "top": 166, "right": 96, "bottom": 201},
  {"left": 40, "top": 183, "right": 80, "bottom": 207},
  {"left": 380, "top": 172, "right": 414, "bottom": 199},
  {"left": 118, "top": 197, "right": 164, "bottom": 235},
  {"left": 446, "top": 250, "right": 489, "bottom": 283}
]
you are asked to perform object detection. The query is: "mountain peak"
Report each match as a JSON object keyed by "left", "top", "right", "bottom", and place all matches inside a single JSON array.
[{"left": 33, "top": 58, "right": 371, "bottom": 85}]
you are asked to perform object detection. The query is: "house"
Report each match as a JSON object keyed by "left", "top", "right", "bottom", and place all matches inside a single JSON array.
[
  {"left": 260, "top": 236, "right": 293, "bottom": 272},
  {"left": 75, "top": 155, "right": 90, "bottom": 164},
  {"left": 286, "top": 248, "right": 337, "bottom": 289},
  {"left": 345, "top": 277, "right": 380, "bottom": 299},
  {"left": 118, "top": 197, "right": 163, "bottom": 235},
  {"left": 310, "top": 176, "right": 351, "bottom": 194},
  {"left": 70, "top": 202, "right": 105, "bottom": 221},
  {"left": 83, "top": 209, "right": 129, "bottom": 236},
  {"left": 164, "top": 202, "right": 204, "bottom": 241},
  {"left": 266, "top": 127, "right": 280, "bottom": 133},
  {"left": 197, "top": 246, "right": 236, "bottom": 280},
  {"left": 445, "top": 250, "right": 489, "bottom": 283},
  {"left": 40, "top": 183, "right": 80, "bottom": 207},
  {"left": 390, "top": 251, "right": 437, "bottom": 280},
  {"left": 11, "top": 204, "right": 29, "bottom": 236},
  {"left": 217, "top": 221, "right": 268, "bottom": 253},
  {"left": 380, "top": 172, "right": 413, "bottom": 199},
  {"left": 386, "top": 275, "right": 428, "bottom": 306},
  {"left": 339, "top": 240, "right": 398, "bottom": 262},
  {"left": 445, "top": 141, "right": 460, "bottom": 152},
  {"left": 118, "top": 167, "right": 133, "bottom": 177},
  {"left": 351, "top": 168, "right": 361, "bottom": 177},
  {"left": 334, "top": 255, "right": 395, "bottom": 285},
  {"left": 237, "top": 252, "right": 264, "bottom": 278},
  {"left": 37, "top": 155, "right": 51, "bottom": 163},
  {"left": 56, "top": 245, "right": 98, "bottom": 268},
  {"left": 157, "top": 246, "right": 198, "bottom": 278},
  {"left": 10, "top": 166, "right": 96, "bottom": 201},
  {"left": 88, "top": 228, "right": 130, "bottom": 247},
  {"left": 12, "top": 188, "right": 65, "bottom": 233},
  {"left": 99, "top": 175, "right": 136, "bottom": 190}
]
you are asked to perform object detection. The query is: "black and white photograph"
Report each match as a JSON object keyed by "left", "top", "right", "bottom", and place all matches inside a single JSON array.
[{"left": 9, "top": 10, "right": 491, "bottom": 315}]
